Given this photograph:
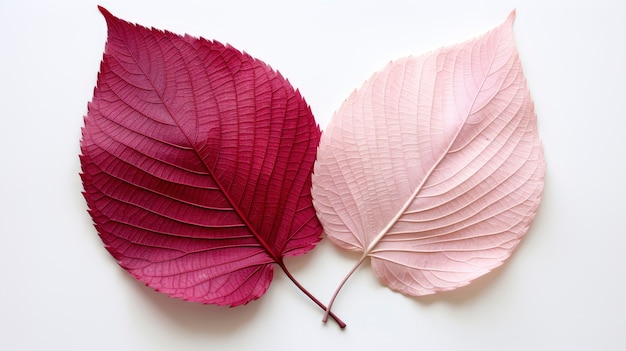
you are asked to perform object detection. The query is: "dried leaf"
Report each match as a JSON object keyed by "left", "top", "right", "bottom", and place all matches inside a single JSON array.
[
  {"left": 312, "top": 12, "right": 545, "bottom": 319},
  {"left": 80, "top": 7, "right": 344, "bottom": 326}
]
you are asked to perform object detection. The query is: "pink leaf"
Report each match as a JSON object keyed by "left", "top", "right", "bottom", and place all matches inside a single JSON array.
[
  {"left": 312, "top": 12, "right": 545, "bottom": 319},
  {"left": 80, "top": 7, "right": 344, "bottom": 326}
]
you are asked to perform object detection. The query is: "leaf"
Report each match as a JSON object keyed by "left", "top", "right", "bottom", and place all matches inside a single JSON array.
[
  {"left": 80, "top": 6, "right": 345, "bottom": 327},
  {"left": 312, "top": 12, "right": 545, "bottom": 320}
]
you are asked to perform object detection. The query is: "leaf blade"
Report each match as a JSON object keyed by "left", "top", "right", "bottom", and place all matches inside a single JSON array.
[
  {"left": 313, "top": 12, "right": 544, "bottom": 303},
  {"left": 81, "top": 7, "right": 323, "bottom": 307}
]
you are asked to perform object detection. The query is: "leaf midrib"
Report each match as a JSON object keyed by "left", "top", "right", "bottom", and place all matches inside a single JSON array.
[
  {"left": 114, "top": 26, "right": 282, "bottom": 263},
  {"left": 362, "top": 35, "right": 506, "bottom": 257}
]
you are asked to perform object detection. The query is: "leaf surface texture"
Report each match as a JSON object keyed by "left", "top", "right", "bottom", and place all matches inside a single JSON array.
[
  {"left": 312, "top": 12, "right": 545, "bottom": 303},
  {"left": 81, "top": 7, "right": 323, "bottom": 307}
]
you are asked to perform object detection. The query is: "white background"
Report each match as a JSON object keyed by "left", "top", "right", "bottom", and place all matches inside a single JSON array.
[{"left": 1, "top": 0, "right": 625, "bottom": 350}]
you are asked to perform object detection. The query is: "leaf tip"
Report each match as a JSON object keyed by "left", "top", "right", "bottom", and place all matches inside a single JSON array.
[
  {"left": 507, "top": 9, "right": 516, "bottom": 25},
  {"left": 97, "top": 5, "right": 112, "bottom": 19},
  {"left": 97, "top": 5, "right": 124, "bottom": 29}
]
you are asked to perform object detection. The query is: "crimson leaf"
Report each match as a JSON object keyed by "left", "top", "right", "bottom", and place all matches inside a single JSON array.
[{"left": 80, "top": 6, "right": 344, "bottom": 327}]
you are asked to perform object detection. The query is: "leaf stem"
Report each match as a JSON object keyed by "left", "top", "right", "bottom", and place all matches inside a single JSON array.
[
  {"left": 277, "top": 260, "right": 346, "bottom": 328},
  {"left": 322, "top": 254, "right": 367, "bottom": 323}
]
